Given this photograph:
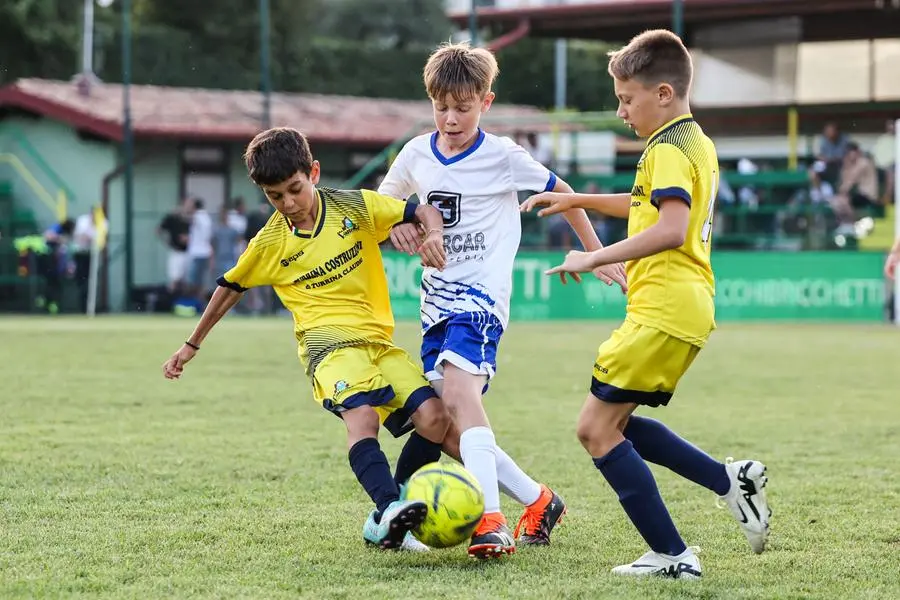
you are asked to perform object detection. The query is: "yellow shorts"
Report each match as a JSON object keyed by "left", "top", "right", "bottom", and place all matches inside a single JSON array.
[
  {"left": 590, "top": 317, "right": 700, "bottom": 407},
  {"left": 310, "top": 343, "right": 435, "bottom": 438}
]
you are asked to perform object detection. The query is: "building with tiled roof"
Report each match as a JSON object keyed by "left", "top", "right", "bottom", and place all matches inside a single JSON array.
[{"left": 0, "top": 78, "right": 550, "bottom": 310}]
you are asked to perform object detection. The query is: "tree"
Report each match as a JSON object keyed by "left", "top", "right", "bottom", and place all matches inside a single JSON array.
[
  {"left": 496, "top": 38, "right": 618, "bottom": 113},
  {"left": 0, "top": 0, "right": 81, "bottom": 84},
  {"left": 318, "top": 0, "right": 451, "bottom": 50}
]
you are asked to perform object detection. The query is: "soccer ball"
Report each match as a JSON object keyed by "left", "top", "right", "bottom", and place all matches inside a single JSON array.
[{"left": 404, "top": 461, "right": 484, "bottom": 548}]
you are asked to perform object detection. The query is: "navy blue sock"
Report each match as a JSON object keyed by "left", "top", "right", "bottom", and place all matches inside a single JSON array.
[
  {"left": 593, "top": 439, "right": 686, "bottom": 556},
  {"left": 349, "top": 438, "right": 400, "bottom": 520},
  {"left": 394, "top": 432, "right": 443, "bottom": 488},
  {"left": 624, "top": 416, "right": 731, "bottom": 496}
]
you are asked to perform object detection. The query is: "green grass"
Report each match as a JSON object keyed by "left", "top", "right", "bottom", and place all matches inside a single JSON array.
[{"left": 1, "top": 316, "right": 898, "bottom": 599}]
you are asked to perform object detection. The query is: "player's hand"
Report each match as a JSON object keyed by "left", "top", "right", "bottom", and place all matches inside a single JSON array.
[
  {"left": 419, "top": 229, "right": 446, "bottom": 271},
  {"left": 162, "top": 344, "right": 197, "bottom": 380},
  {"left": 886, "top": 252, "right": 899, "bottom": 280},
  {"left": 593, "top": 262, "right": 628, "bottom": 294},
  {"left": 545, "top": 250, "right": 596, "bottom": 285},
  {"left": 390, "top": 223, "right": 423, "bottom": 255},
  {"left": 520, "top": 192, "right": 573, "bottom": 217}
]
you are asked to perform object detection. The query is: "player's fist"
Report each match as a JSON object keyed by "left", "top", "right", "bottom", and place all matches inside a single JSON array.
[
  {"left": 390, "top": 223, "right": 423, "bottom": 255},
  {"left": 162, "top": 345, "right": 197, "bottom": 380},
  {"left": 520, "top": 192, "right": 573, "bottom": 217},
  {"left": 419, "top": 230, "right": 446, "bottom": 271}
]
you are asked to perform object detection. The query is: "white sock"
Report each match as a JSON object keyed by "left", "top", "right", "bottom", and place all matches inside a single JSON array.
[
  {"left": 459, "top": 426, "right": 501, "bottom": 514},
  {"left": 495, "top": 445, "right": 542, "bottom": 506}
]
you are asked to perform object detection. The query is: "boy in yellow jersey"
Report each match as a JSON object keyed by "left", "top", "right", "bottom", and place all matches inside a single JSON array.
[
  {"left": 162, "top": 127, "right": 450, "bottom": 551},
  {"left": 522, "top": 30, "right": 771, "bottom": 578}
]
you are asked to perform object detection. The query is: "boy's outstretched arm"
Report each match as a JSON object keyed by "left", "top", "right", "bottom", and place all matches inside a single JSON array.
[
  {"left": 521, "top": 190, "right": 632, "bottom": 219},
  {"left": 162, "top": 286, "right": 243, "bottom": 379},
  {"left": 546, "top": 198, "right": 690, "bottom": 283}
]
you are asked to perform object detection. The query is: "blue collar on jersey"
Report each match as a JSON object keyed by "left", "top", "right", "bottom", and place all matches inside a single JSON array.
[
  {"left": 430, "top": 128, "right": 486, "bottom": 166},
  {"left": 286, "top": 189, "right": 326, "bottom": 239}
]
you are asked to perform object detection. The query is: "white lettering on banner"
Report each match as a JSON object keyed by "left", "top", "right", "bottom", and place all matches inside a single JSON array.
[
  {"left": 512, "top": 259, "right": 552, "bottom": 301},
  {"left": 717, "top": 278, "right": 884, "bottom": 308}
]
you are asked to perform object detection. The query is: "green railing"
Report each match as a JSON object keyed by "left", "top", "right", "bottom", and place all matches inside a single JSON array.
[{"left": 0, "top": 124, "right": 78, "bottom": 222}]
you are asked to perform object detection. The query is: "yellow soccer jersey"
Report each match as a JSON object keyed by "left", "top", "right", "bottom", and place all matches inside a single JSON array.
[
  {"left": 218, "top": 187, "right": 417, "bottom": 372},
  {"left": 626, "top": 114, "right": 718, "bottom": 346}
]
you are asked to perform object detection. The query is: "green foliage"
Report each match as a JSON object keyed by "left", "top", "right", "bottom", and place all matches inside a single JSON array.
[
  {"left": 496, "top": 38, "right": 617, "bottom": 112},
  {"left": 0, "top": 0, "right": 81, "bottom": 84},
  {"left": 0, "top": 0, "right": 617, "bottom": 109},
  {"left": 318, "top": 0, "right": 452, "bottom": 50}
]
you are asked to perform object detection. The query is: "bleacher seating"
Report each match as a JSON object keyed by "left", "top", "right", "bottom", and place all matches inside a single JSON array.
[{"left": 520, "top": 170, "right": 890, "bottom": 251}]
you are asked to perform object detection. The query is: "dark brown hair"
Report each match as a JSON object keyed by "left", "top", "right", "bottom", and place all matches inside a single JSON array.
[{"left": 243, "top": 127, "right": 314, "bottom": 186}]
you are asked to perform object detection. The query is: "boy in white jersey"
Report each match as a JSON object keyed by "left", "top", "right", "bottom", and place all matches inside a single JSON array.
[{"left": 379, "top": 42, "right": 628, "bottom": 558}]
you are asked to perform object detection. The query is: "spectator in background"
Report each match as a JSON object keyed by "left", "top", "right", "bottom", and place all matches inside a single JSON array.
[
  {"left": 831, "top": 142, "right": 878, "bottom": 233},
  {"left": 525, "top": 132, "right": 552, "bottom": 167},
  {"left": 816, "top": 122, "right": 849, "bottom": 186},
  {"left": 212, "top": 207, "right": 239, "bottom": 283},
  {"left": 40, "top": 218, "right": 75, "bottom": 313},
  {"left": 243, "top": 198, "right": 271, "bottom": 244},
  {"left": 871, "top": 119, "right": 895, "bottom": 205},
  {"left": 71, "top": 209, "right": 97, "bottom": 312},
  {"left": 226, "top": 196, "right": 249, "bottom": 266},
  {"left": 227, "top": 196, "right": 248, "bottom": 239},
  {"left": 735, "top": 158, "right": 761, "bottom": 209},
  {"left": 157, "top": 197, "right": 191, "bottom": 294},
  {"left": 242, "top": 199, "right": 273, "bottom": 314},
  {"left": 808, "top": 161, "right": 835, "bottom": 205},
  {"left": 186, "top": 197, "right": 213, "bottom": 305}
]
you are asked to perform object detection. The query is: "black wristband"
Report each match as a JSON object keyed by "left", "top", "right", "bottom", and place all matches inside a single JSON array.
[{"left": 185, "top": 341, "right": 200, "bottom": 351}]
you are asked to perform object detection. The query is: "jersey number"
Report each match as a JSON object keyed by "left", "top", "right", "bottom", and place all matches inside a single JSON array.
[
  {"left": 700, "top": 170, "right": 718, "bottom": 244},
  {"left": 427, "top": 191, "right": 461, "bottom": 228}
]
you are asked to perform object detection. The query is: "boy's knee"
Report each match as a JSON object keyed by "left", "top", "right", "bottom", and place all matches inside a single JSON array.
[
  {"left": 576, "top": 406, "right": 626, "bottom": 457},
  {"left": 343, "top": 405, "right": 381, "bottom": 445},
  {"left": 415, "top": 398, "right": 450, "bottom": 443}
]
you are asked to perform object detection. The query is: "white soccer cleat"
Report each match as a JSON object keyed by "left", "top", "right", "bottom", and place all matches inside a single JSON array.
[
  {"left": 719, "top": 458, "right": 771, "bottom": 554},
  {"left": 400, "top": 531, "right": 430, "bottom": 552},
  {"left": 611, "top": 547, "right": 702, "bottom": 579}
]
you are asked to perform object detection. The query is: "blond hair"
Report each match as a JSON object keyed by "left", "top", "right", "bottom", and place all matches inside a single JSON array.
[
  {"left": 423, "top": 41, "right": 499, "bottom": 102},
  {"left": 607, "top": 29, "right": 693, "bottom": 98}
]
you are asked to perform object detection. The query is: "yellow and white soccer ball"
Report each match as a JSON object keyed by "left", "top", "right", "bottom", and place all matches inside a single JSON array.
[{"left": 404, "top": 461, "right": 485, "bottom": 548}]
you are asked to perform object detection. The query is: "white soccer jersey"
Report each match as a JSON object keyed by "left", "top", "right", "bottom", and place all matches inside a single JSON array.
[{"left": 378, "top": 129, "right": 557, "bottom": 331}]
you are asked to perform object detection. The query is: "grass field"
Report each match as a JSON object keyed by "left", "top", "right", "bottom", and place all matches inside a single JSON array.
[{"left": 1, "top": 316, "right": 898, "bottom": 599}]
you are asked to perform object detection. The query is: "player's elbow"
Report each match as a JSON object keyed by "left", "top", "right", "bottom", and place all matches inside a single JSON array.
[
  {"left": 659, "top": 224, "right": 686, "bottom": 249},
  {"left": 669, "top": 227, "right": 687, "bottom": 248}
]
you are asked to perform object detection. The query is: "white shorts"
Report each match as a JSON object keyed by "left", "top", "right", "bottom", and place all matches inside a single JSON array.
[{"left": 167, "top": 250, "right": 188, "bottom": 284}]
